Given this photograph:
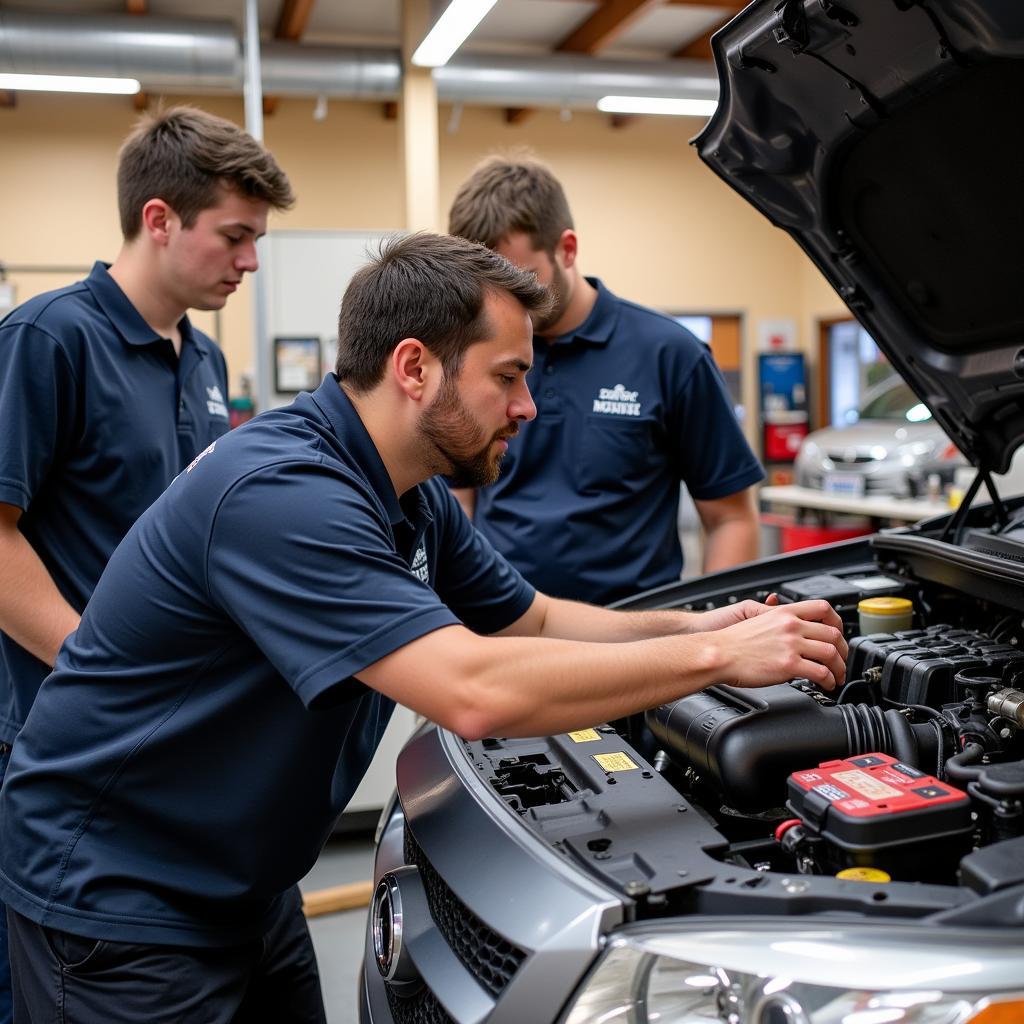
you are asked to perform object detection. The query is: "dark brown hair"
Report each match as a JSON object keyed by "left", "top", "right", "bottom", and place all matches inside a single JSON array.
[
  {"left": 335, "top": 232, "right": 552, "bottom": 392},
  {"left": 117, "top": 106, "right": 294, "bottom": 239},
  {"left": 448, "top": 154, "right": 573, "bottom": 254}
]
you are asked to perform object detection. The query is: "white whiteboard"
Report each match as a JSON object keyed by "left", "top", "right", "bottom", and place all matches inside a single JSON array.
[{"left": 262, "top": 229, "right": 397, "bottom": 409}]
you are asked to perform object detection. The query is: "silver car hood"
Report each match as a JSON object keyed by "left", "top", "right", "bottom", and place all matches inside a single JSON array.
[
  {"left": 805, "top": 419, "right": 947, "bottom": 457},
  {"left": 696, "top": 0, "right": 1024, "bottom": 475}
]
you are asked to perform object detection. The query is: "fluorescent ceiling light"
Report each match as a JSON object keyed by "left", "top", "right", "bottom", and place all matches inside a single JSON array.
[
  {"left": 0, "top": 73, "right": 141, "bottom": 95},
  {"left": 411, "top": 0, "right": 498, "bottom": 68},
  {"left": 597, "top": 95, "right": 718, "bottom": 117}
]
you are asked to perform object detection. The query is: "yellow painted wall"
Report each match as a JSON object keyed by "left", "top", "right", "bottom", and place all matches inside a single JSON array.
[{"left": 0, "top": 91, "right": 850, "bottom": 430}]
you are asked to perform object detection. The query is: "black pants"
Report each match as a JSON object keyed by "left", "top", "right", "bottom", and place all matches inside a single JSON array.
[{"left": 8, "top": 887, "right": 326, "bottom": 1023}]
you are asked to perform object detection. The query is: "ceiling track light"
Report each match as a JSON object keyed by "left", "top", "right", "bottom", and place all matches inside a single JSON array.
[
  {"left": 411, "top": 0, "right": 498, "bottom": 68},
  {"left": 0, "top": 73, "right": 141, "bottom": 95},
  {"left": 597, "top": 95, "right": 718, "bottom": 117}
]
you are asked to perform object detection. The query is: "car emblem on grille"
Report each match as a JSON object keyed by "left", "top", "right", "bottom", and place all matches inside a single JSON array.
[
  {"left": 372, "top": 874, "right": 403, "bottom": 980},
  {"left": 371, "top": 869, "right": 422, "bottom": 989}
]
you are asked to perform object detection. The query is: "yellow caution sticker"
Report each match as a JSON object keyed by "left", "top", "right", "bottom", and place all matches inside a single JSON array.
[
  {"left": 594, "top": 752, "right": 638, "bottom": 773},
  {"left": 568, "top": 729, "right": 601, "bottom": 743},
  {"left": 836, "top": 867, "right": 891, "bottom": 883}
]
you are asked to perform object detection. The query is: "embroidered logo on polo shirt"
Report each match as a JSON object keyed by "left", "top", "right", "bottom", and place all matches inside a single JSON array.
[
  {"left": 410, "top": 545, "right": 429, "bottom": 583},
  {"left": 206, "top": 385, "right": 228, "bottom": 420},
  {"left": 593, "top": 384, "right": 641, "bottom": 417},
  {"left": 186, "top": 440, "right": 216, "bottom": 473}
]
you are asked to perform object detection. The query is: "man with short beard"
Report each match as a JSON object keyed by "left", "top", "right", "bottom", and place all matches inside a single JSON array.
[
  {"left": 448, "top": 155, "right": 765, "bottom": 605},
  {"left": 0, "top": 233, "right": 846, "bottom": 1021}
]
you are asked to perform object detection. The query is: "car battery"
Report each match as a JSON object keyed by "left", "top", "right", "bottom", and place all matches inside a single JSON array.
[{"left": 787, "top": 753, "right": 973, "bottom": 881}]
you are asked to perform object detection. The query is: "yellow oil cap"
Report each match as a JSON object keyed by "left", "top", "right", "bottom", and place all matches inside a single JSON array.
[
  {"left": 836, "top": 867, "right": 891, "bottom": 883},
  {"left": 857, "top": 597, "right": 913, "bottom": 616}
]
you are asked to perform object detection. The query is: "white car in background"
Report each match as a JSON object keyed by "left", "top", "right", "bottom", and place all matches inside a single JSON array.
[{"left": 797, "top": 377, "right": 1024, "bottom": 500}]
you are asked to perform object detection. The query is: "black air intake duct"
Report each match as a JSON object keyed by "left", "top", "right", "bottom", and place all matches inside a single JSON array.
[{"left": 647, "top": 683, "right": 943, "bottom": 810}]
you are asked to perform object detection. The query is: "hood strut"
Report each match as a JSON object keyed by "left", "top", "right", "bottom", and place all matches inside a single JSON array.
[{"left": 939, "top": 468, "right": 1008, "bottom": 545}]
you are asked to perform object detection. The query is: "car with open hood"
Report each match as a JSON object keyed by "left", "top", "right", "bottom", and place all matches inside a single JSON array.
[{"left": 361, "top": 3, "right": 1024, "bottom": 1021}]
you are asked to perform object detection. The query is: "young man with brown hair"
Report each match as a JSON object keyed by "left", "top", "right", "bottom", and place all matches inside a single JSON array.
[
  {"left": 0, "top": 105, "right": 293, "bottom": 1022},
  {"left": 0, "top": 233, "right": 845, "bottom": 1021},
  {"left": 448, "top": 155, "right": 764, "bottom": 605}
]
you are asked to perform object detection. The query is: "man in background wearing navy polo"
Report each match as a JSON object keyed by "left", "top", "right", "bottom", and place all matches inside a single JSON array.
[
  {"left": 0, "top": 106, "right": 293, "bottom": 1022},
  {"left": 0, "top": 233, "right": 846, "bottom": 1021},
  {"left": 448, "top": 155, "right": 765, "bottom": 606}
]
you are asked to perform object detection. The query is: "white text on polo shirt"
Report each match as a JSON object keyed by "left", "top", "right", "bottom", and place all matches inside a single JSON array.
[
  {"left": 593, "top": 384, "right": 641, "bottom": 417},
  {"left": 186, "top": 440, "right": 216, "bottom": 473},
  {"left": 207, "top": 385, "right": 228, "bottom": 419},
  {"left": 411, "top": 545, "right": 429, "bottom": 583}
]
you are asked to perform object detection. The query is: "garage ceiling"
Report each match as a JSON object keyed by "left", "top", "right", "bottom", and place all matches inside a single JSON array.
[{"left": 8, "top": 0, "right": 740, "bottom": 60}]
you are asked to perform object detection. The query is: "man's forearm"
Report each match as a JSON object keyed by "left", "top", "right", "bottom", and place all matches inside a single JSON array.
[
  {"left": 0, "top": 526, "right": 80, "bottom": 667},
  {"left": 702, "top": 516, "right": 760, "bottom": 573},
  {"left": 534, "top": 596, "right": 702, "bottom": 642},
  {"left": 362, "top": 598, "right": 846, "bottom": 741}
]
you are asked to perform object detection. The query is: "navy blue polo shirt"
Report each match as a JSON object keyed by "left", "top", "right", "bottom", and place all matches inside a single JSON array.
[
  {"left": 0, "top": 262, "right": 229, "bottom": 742},
  {"left": 0, "top": 375, "right": 534, "bottom": 946},
  {"left": 473, "top": 279, "right": 764, "bottom": 605}
]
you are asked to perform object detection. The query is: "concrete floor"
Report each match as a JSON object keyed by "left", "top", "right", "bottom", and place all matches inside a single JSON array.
[{"left": 300, "top": 835, "right": 377, "bottom": 1024}]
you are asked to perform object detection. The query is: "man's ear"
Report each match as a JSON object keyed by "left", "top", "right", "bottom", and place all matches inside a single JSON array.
[
  {"left": 555, "top": 228, "right": 579, "bottom": 270},
  {"left": 141, "top": 199, "right": 175, "bottom": 246},
  {"left": 391, "top": 338, "right": 438, "bottom": 401}
]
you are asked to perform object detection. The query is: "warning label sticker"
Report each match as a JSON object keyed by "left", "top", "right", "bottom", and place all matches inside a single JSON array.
[
  {"left": 568, "top": 729, "right": 601, "bottom": 743},
  {"left": 832, "top": 769, "right": 901, "bottom": 800},
  {"left": 813, "top": 783, "right": 851, "bottom": 802},
  {"left": 594, "top": 752, "right": 638, "bottom": 773}
]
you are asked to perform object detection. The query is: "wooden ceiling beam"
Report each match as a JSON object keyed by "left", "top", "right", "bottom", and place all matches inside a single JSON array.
[
  {"left": 263, "top": 0, "right": 318, "bottom": 116},
  {"left": 557, "top": 0, "right": 662, "bottom": 55},
  {"left": 673, "top": 18, "right": 728, "bottom": 59},
  {"left": 664, "top": 0, "right": 744, "bottom": 7},
  {"left": 274, "top": 0, "right": 317, "bottom": 41},
  {"left": 504, "top": 107, "right": 535, "bottom": 125}
]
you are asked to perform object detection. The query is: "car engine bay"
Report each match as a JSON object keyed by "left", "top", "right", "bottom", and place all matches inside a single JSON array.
[{"left": 458, "top": 508, "right": 1024, "bottom": 928}]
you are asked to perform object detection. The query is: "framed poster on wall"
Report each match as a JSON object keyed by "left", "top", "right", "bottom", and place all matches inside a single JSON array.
[{"left": 273, "top": 336, "right": 322, "bottom": 394}]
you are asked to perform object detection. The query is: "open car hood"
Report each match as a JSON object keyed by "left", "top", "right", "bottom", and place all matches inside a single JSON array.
[{"left": 696, "top": 0, "right": 1024, "bottom": 474}]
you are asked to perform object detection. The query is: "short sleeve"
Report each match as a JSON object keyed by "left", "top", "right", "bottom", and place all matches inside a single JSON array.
[
  {"left": 669, "top": 349, "right": 765, "bottom": 501},
  {"left": 426, "top": 480, "right": 536, "bottom": 633},
  {"left": 207, "top": 460, "right": 461, "bottom": 708},
  {"left": 0, "top": 321, "right": 78, "bottom": 511}
]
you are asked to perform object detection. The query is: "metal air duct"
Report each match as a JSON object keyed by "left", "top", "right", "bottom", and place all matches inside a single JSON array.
[{"left": 0, "top": 9, "right": 718, "bottom": 108}]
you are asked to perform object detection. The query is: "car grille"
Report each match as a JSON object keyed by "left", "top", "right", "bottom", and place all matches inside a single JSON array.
[
  {"left": 385, "top": 982, "right": 455, "bottom": 1024},
  {"left": 825, "top": 453, "right": 878, "bottom": 465},
  {"left": 404, "top": 828, "right": 527, "bottom": 998}
]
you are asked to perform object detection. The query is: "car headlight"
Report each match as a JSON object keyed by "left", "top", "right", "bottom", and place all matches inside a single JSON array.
[{"left": 562, "top": 922, "right": 1024, "bottom": 1024}]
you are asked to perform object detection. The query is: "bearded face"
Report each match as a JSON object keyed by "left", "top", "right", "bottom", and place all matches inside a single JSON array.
[{"left": 418, "top": 371, "right": 518, "bottom": 488}]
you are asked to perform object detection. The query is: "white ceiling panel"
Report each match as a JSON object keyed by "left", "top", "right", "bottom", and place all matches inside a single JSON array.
[
  {"left": 603, "top": 5, "right": 733, "bottom": 57},
  {"left": 470, "top": 0, "right": 599, "bottom": 50}
]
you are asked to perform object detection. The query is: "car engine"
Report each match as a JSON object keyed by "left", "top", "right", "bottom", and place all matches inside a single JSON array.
[
  {"left": 464, "top": 527, "right": 1024, "bottom": 922},
  {"left": 367, "top": 514, "right": 1024, "bottom": 1024}
]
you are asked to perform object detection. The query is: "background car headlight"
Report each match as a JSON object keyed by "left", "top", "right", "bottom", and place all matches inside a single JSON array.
[{"left": 562, "top": 922, "right": 1024, "bottom": 1024}]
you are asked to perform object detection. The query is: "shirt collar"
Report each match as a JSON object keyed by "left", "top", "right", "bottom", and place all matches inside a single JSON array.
[
  {"left": 84, "top": 261, "right": 207, "bottom": 358},
  {"left": 543, "top": 276, "right": 619, "bottom": 347},
  {"left": 310, "top": 374, "right": 430, "bottom": 530}
]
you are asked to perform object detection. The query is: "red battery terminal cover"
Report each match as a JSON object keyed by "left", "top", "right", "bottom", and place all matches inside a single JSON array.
[{"left": 787, "top": 752, "right": 972, "bottom": 852}]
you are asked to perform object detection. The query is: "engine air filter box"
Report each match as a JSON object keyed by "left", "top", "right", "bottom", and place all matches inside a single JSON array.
[{"left": 787, "top": 753, "right": 972, "bottom": 880}]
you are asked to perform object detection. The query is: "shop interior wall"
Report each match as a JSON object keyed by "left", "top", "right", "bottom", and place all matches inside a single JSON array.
[{"left": 1, "top": 92, "right": 849, "bottom": 443}]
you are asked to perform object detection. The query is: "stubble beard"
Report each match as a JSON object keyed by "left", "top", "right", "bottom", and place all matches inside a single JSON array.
[
  {"left": 534, "top": 258, "right": 571, "bottom": 335},
  {"left": 419, "top": 374, "right": 517, "bottom": 488}
]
